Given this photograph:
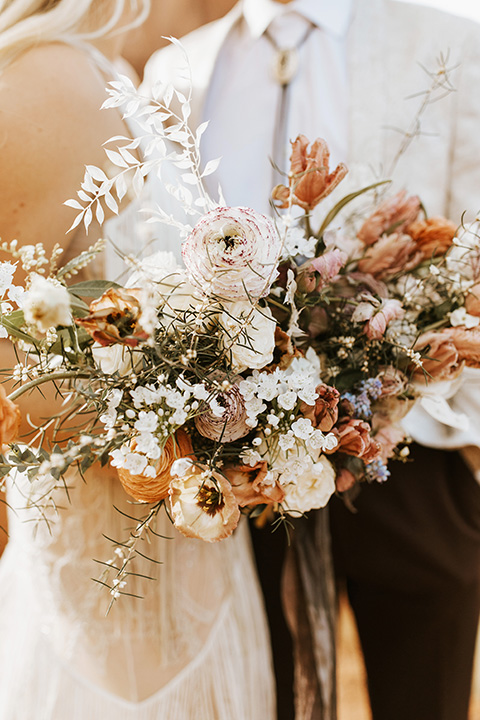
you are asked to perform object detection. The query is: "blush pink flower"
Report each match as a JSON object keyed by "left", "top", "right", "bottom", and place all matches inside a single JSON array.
[
  {"left": 169, "top": 466, "right": 240, "bottom": 542},
  {"left": 227, "top": 461, "right": 285, "bottom": 507},
  {"left": 363, "top": 299, "right": 405, "bottom": 341},
  {"left": 310, "top": 249, "right": 348, "bottom": 288},
  {"left": 357, "top": 191, "right": 421, "bottom": 246},
  {"left": 271, "top": 135, "right": 348, "bottom": 211},
  {"left": 182, "top": 206, "right": 280, "bottom": 300},
  {"left": 357, "top": 233, "right": 422, "bottom": 279}
]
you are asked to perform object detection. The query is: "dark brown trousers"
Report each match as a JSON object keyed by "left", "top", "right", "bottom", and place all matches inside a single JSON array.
[{"left": 330, "top": 445, "right": 480, "bottom": 720}]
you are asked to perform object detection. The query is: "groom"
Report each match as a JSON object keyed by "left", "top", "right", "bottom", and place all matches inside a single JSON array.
[{"left": 143, "top": 1, "right": 480, "bottom": 718}]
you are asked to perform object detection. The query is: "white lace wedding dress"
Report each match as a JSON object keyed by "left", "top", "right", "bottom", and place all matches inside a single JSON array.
[{"left": 0, "top": 89, "right": 275, "bottom": 718}]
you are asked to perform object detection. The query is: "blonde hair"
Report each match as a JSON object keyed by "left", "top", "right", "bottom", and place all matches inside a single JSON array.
[{"left": 0, "top": 0, "right": 150, "bottom": 68}]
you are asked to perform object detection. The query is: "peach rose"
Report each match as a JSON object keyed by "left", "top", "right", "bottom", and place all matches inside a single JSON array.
[
  {"left": 0, "top": 385, "right": 21, "bottom": 446},
  {"left": 407, "top": 216, "right": 457, "bottom": 259},
  {"left": 357, "top": 191, "right": 421, "bottom": 246},
  {"left": 76, "top": 287, "right": 148, "bottom": 347},
  {"left": 117, "top": 429, "right": 194, "bottom": 503},
  {"left": 357, "top": 233, "right": 422, "bottom": 279},
  {"left": 334, "top": 418, "right": 380, "bottom": 462},
  {"left": 272, "top": 135, "right": 348, "bottom": 211},
  {"left": 412, "top": 331, "right": 461, "bottom": 380},
  {"left": 169, "top": 466, "right": 240, "bottom": 542},
  {"left": 226, "top": 461, "right": 284, "bottom": 507},
  {"left": 441, "top": 327, "right": 480, "bottom": 368}
]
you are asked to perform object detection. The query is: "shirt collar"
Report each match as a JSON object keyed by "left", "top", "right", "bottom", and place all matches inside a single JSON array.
[{"left": 242, "top": 0, "right": 354, "bottom": 40}]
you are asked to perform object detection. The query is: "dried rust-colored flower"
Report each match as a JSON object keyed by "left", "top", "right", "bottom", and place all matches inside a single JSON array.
[
  {"left": 357, "top": 191, "right": 421, "bottom": 246},
  {"left": 299, "top": 383, "right": 340, "bottom": 432},
  {"left": 117, "top": 429, "right": 194, "bottom": 503},
  {"left": 272, "top": 135, "right": 348, "bottom": 211},
  {"left": 76, "top": 287, "right": 148, "bottom": 347},
  {"left": 334, "top": 417, "right": 380, "bottom": 463},
  {"left": 407, "top": 216, "right": 457, "bottom": 259},
  {"left": 0, "top": 385, "right": 21, "bottom": 446},
  {"left": 226, "top": 461, "right": 284, "bottom": 507}
]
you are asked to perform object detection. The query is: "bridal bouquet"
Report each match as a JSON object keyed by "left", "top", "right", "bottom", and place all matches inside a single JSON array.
[{"left": 2, "top": 63, "right": 480, "bottom": 573}]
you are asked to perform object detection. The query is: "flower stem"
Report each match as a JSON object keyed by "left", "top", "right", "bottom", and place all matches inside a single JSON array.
[{"left": 8, "top": 371, "right": 92, "bottom": 402}]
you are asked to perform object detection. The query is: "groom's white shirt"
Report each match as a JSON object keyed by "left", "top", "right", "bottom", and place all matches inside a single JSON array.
[{"left": 143, "top": 0, "right": 480, "bottom": 454}]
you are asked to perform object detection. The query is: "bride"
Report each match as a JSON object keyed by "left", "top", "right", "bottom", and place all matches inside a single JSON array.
[{"left": 0, "top": 1, "right": 276, "bottom": 718}]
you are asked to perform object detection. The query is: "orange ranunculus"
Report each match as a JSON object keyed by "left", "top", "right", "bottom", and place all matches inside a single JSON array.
[
  {"left": 407, "top": 216, "right": 457, "bottom": 259},
  {"left": 272, "top": 135, "right": 348, "bottom": 211},
  {"left": 357, "top": 191, "right": 421, "bottom": 246},
  {"left": 117, "top": 429, "right": 194, "bottom": 503},
  {"left": 76, "top": 287, "right": 148, "bottom": 347},
  {"left": 226, "top": 461, "right": 284, "bottom": 507},
  {"left": 0, "top": 385, "right": 21, "bottom": 446}
]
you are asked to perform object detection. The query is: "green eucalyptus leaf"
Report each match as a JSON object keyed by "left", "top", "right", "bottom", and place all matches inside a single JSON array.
[{"left": 68, "top": 280, "right": 121, "bottom": 299}]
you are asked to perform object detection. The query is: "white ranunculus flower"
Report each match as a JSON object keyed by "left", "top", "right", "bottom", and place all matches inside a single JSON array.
[
  {"left": 23, "top": 275, "right": 71, "bottom": 332},
  {"left": 219, "top": 300, "right": 276, "bottom": 372},
  {"left": 92, "top": 342, "right": 141, "bottom": 375},
  {"left": 182, "top": 206, "right": 281, "bottom": 300}
]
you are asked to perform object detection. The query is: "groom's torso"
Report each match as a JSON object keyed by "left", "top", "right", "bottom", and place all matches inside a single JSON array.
[{"left": 144, "top": 0, "right": 480, "bottom": 224}]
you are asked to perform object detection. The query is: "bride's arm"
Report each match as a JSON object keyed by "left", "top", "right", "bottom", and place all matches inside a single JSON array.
[{"left": 0, "top": 43, "right": 137, "bottom": 552}]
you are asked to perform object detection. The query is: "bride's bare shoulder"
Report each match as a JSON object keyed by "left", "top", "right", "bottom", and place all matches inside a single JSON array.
[{"left": 0, "top": 42, "right": 123, "bottom": 247}]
